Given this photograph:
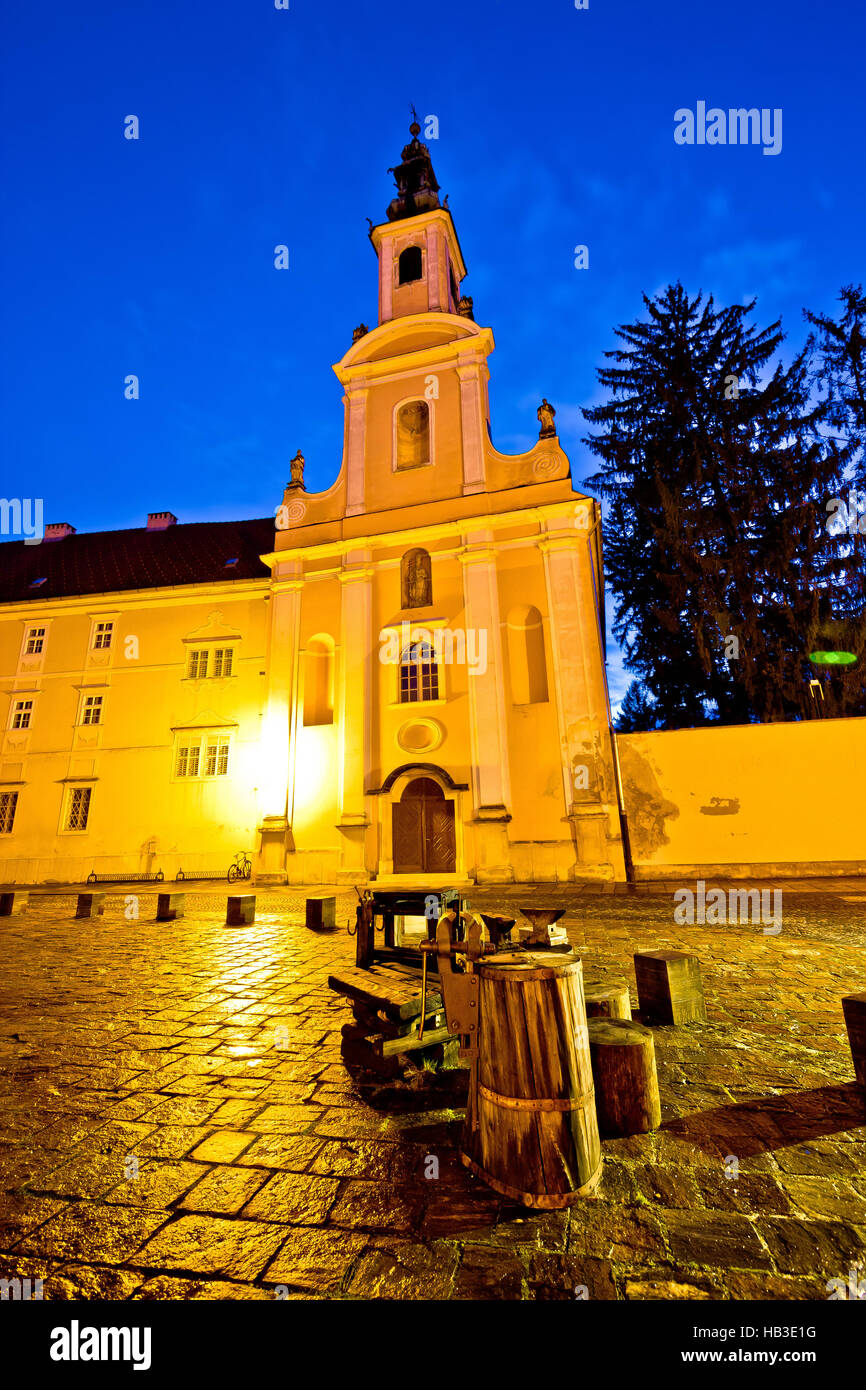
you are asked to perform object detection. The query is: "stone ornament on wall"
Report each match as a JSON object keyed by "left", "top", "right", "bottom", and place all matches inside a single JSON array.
[
  {"left": 397, "top": 717, "right": 444, "bottom": 753},
  {"left": 533, "top": 453, "right": 561, "bottom": 477}
]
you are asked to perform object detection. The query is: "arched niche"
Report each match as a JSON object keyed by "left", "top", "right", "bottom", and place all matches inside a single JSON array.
[
  {"left": 507, "top": 604, "right": 549, "bottom": 704},
  {"left": 303, "top": 634, "right": 334, "bottom": 726}
]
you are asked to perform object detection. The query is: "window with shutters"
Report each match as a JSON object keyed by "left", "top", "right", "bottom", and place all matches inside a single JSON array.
[{"left": 174, "top": 731, "right": 231, "bottom": 780}]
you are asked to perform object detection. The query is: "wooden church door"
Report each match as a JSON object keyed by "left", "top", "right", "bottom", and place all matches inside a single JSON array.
[{"left": 392, "top": 777, "right": 456, "bottom": 874}]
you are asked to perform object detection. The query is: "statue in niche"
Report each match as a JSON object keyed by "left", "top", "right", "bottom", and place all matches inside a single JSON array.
[
  {"left": 402, "top": 548, "right": 432, "bottom": 610},
  {"left": 395, "top": 400, "right": 430, "bottom": 470},
  {"left": 287, "top": 450, "right": 305, "bottom": 490},
  {"left": 537, "top": 398, "right": 557, "bottom": 438}
]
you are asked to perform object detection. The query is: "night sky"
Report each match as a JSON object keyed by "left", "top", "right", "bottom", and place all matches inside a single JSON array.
[{"left": 2, "top": 0, "right": 863, "bottom": 705}]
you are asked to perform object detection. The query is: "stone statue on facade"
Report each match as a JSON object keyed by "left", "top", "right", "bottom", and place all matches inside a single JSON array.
[
  {"left": 537, "top": 398, "right": 557, "bottom": 438},
  {"left": 287, "top": 450, "right": 306, "bottom": 490}
]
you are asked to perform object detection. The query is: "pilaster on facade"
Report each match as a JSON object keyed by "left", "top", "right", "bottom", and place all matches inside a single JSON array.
[
  {"left": 538, "top": 517, "right": 626, "bottom": 881},
  {"left": 344, "top": 385, "right": 369, "bottom": 518},
  {"left": 457, "top": 360, "right": 487, "bottom": 496},
  {"left": 337, "top": 554, "right": 374, "bottom": 879},
  {"left": 256, "top": 564, "right": 303, "bottom": 882},
  {"left": 458, "top": 529, "right": 514, "bottom": 881}
]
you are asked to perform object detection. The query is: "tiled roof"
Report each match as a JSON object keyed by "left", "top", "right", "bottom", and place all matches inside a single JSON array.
[{"left": 0, "top": 518, "right": 276, "bottom": 604}]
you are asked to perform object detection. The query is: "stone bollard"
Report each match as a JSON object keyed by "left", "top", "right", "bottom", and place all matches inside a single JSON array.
[
  {"left": 305, "top": 896, "right": 336, "bottom": 930},
  {"left": 76, "top": 892, "right": 105, "bottom": 919},
  {"left": 842, "top": 993, "right": 866, "bottom": 1086},
  {"left": 634, "top": 949, "right": 707, "bottom": 1025},
  {"left": 156, "top": 892, "right": 185, "bottom": 922},
  {"left": 226, "top": 894, "right": 255, "bottom": 927},
  {"left": 0, "top": 891, "right": 29, "bottom": 917}
]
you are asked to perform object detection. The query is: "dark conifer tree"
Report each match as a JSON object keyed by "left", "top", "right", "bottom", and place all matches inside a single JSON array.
[{"left": 583, "top": 284, "right": 854, "bottom": 726}]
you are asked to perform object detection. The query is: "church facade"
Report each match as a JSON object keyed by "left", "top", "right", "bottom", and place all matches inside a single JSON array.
[{"left": 0, "top": 124, "right": 627, "bottom": 887}]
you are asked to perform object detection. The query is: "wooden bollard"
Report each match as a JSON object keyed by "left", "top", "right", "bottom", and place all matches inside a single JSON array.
[
  {"left": 588, "top": 1017, "right": 661, "bottom": 1136},
  {"left": 156, "top": 892, "right": 185, "bottom": 922},
  {"left": 584, "top": 975, "right": 632, "bottom": 1020},
  {"left": 634, "top": 949, "right": 706, "bottom": 1025},
  {"left": 0, "top": 891, "right": 29, "bottom": 917},
  {"left": 842, "top": 993, "right": 866, "bottom": 1086},
  {"left": 226, "top": 894, "right": 255, "bottom": 926},
  {"left": 462, "top": 949, "right": 602, "bottom": 1207},
  {"left": 76, "top": 892, "right": 105, "bottom": 919},
  {"left": 305, "top": 895, "right": 336, "bottom": 930}
]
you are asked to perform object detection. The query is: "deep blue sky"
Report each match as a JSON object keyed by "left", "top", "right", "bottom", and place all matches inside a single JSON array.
[{"left": 2, "top": 0, "right": 863, "bottom": 703}]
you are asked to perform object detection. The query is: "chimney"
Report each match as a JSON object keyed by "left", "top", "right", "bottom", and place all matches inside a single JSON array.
[
  {"left": 146, "top": 511, "right": 177, "bottom": 531},
  {"left": 43, "top": 522, "right": 76, "bottom": 541}
]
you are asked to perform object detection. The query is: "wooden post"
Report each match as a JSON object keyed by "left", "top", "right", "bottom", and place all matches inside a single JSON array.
[
  {"left": 588, "top": 1017, "right": 661, "bottom": 1136},
  {"left": 842, "top": 993, "right": 866, "bottom": 1086},
  {"left": 305, "top": 895, "right": 336, "bottom": 930},
  {"left": 75, "top": 892, "right": 105, "bottom": 919},
  {"left": 226, "top": 894, "right": 255, "bottom": 926},
  {"left": 355, "top": 896, "right": 374, "bottom": 967},
  {"left": 584, "top": 975, "right": 632, "bottom": 1020},
  {"left": 634, "top": 949, "right": 706, "bottom": 1025},
  {"left": 0, "top": 891, "right": 29, "bottom": 917},
  {"left": 156, "top": 892, "right": 185, "bottom": 922}
]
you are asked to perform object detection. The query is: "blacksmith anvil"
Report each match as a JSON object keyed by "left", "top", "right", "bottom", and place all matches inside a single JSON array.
[{"left": 517, "top": 906, "right": 569, "bottom": 948}]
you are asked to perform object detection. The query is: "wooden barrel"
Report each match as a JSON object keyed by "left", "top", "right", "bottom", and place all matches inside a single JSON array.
[{"left": 461, "top": 950, "right": 602, "bottom": 1208}]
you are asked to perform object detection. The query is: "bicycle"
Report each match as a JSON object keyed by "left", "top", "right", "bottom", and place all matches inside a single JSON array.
[{"left": 227, "top": 851, "right": 252, "bottom": 883}]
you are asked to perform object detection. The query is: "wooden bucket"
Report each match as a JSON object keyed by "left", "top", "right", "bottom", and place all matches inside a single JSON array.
[{"left": 461, "top": 950, "right": 602, "bottom": 1208}]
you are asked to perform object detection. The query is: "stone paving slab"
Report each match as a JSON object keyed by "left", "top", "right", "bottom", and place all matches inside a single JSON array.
[{"left": 0, "top": 885, "right": 864, "bottom": 1300}]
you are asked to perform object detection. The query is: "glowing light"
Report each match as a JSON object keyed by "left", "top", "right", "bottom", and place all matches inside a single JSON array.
[{"left": 808, "top": 651, "right": 857, "bottom": 666}]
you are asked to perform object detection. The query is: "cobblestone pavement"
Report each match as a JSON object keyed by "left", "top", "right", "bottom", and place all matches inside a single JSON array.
[{"left": 0, "top": 882, "right": 864, "bottom": 1301}]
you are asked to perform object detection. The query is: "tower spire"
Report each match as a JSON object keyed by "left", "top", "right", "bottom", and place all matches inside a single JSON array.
[{"left": 386, "top": 111, "right": 441, "bottom": 222}]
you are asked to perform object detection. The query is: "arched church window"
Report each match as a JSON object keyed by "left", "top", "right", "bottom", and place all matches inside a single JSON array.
[
  {"left": 401, "top": 548, "right": 432, "bottom": 610},
  {"left": 400, "top": 640, "right": 439, "bottom": 703},
  {"left": 395, "top": 400, "right": 430, "bottom": 471},
  {"left": 398, "top": 245, "right": 423, "bottom": 284},
  {"left": 507, "top": 605, "right": 549, "bottom": 704},
  {"left": 303, "top": 635, "right": 334, "bottom": 726}
]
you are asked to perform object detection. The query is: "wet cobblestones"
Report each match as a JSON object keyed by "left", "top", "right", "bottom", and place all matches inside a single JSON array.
[{"left": 0, "top": 883, "right": 864, "bottom": 1300}]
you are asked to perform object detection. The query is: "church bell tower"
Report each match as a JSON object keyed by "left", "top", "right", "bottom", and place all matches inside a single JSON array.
[{"left": 370, "top": 117, "right": 469, "bottom": 325}]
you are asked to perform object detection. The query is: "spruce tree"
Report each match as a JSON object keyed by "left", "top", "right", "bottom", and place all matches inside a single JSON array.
[{"left": 583, "top": 284, "right": 853, "bottom": 726}]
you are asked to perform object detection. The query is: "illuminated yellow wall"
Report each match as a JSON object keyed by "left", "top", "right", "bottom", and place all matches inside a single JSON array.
[
  {"left": 0, "top": 585, "right": 268, "bottom": 884},
  {"left": 619, "top": 719, "right": 866, "bottom": 876}
]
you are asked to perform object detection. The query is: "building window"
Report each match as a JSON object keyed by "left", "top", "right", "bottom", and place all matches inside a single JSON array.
[
  {"left": 400, "top": 642, "right": 439, "bottom": 703},
  {"left": 81, "top": 695, "right": 104, "bottom": 726},
  {"left": 507, "top": 604, "right": 549, "bottom": 704},
  {"left": 188, "top": 647, "right": 234, "bottom": 678},
  {"left": 0, "top": 791, "right": 18, "bottom": 834},
  {"left": 175, "top": 733, "right": 231, "bottom": 780},
  {"left": 93, "top": 621, "right": 114, "bottom": 650},
  {"left": 398, "top": 245, "right": 423, "bottom": 285},
  {"left": 395, "top": 400, "right": 430, "bottom": 471},
  {"left": 188, "top": 649, "right": 208, "bottom": 679},
  {"left": 11, "top": 700, "right": 33, "bottom": 730},
  {"left": 204, "top": 736, "right": 230, "bottom": 777},
  {"left": 25, "top": 627, "right": 46, "bottom": 655},
  {"left": 212, "top": 647, "right": 233, "bottom": 678},
  {"left": 65, "top": 786, "right": 92, "bottom": 832},
  {"left": 303, "top": 636, "right": 335, "bottom": 726},
  {"left": 401, "top": 548, "right": 433, "bottom": 609}
]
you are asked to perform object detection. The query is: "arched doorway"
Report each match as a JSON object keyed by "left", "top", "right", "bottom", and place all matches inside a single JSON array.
[{"left": 392, "top": 776, "right": 456, "bottom": 874}]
